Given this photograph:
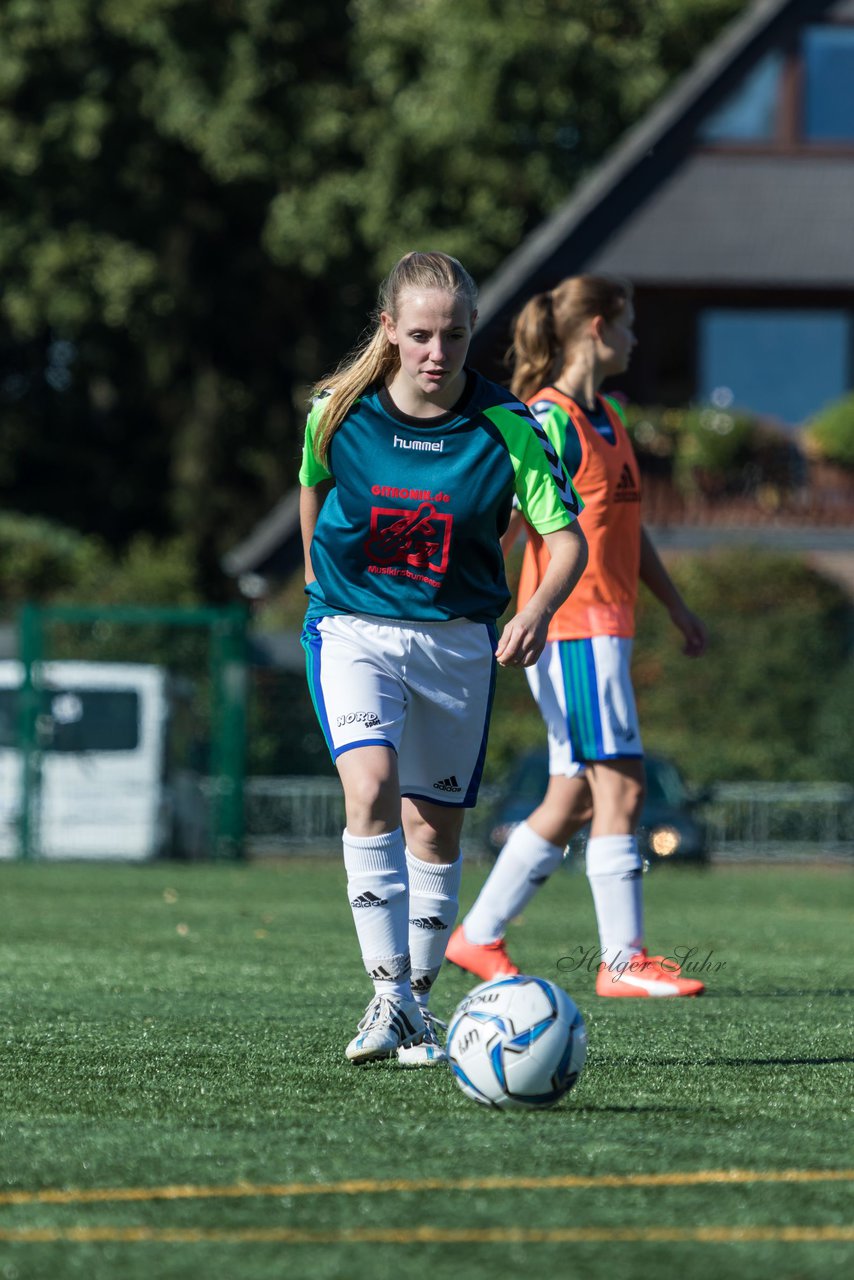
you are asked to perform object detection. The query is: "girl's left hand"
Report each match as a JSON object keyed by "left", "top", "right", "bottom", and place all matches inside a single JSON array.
[{"left": 495, "top": 610, "right": 548, "bottom": 667}]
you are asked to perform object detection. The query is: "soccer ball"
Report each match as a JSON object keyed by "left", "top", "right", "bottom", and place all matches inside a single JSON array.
[{"left": 446, "top": 975, "right": 587, "bottom": 1110}]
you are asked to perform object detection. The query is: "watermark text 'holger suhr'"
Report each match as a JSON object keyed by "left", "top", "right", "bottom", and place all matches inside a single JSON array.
[{"left": 556, "top": 945, "right": 727, "bottom": 976}]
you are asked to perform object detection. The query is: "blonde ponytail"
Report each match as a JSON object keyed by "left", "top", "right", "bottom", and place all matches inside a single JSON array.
[
  {"left": 509, "top": 292, "right": 559, "bottom": 402},
  {"left": 510, "top": 275, "right": 633, "bottom": 403}
]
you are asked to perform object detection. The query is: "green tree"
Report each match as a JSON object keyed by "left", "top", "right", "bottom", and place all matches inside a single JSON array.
[
  {"left": 0, "top": 512, "right": 108, "bottom": 607},
  {"left": 0, "top": 0, "right": 745, "bottom": 588},
  {"left": 0, "top": 512, "right": 198, "bottom": 610}
]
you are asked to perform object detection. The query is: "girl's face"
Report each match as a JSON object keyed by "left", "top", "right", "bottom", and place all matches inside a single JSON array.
[
  {"left": 382, "top": 288, "right": 475, "bottom": 409},
  {"left": 596, "top": 300, "right": 637, "bottom": 376}
]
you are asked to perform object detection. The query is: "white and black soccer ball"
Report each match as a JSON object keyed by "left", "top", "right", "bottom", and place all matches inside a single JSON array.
[{"left": 446, "top": 975, "right": 587, "bottom": 1111}]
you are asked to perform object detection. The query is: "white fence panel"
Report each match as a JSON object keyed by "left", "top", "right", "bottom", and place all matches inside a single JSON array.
[{"left": 245, "top": 777, "right": 854, "bottom": 862}]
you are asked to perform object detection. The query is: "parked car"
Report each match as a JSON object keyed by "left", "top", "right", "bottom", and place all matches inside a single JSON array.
[{"left": 486, "top": 750, "right": 709, "bottom": 865}]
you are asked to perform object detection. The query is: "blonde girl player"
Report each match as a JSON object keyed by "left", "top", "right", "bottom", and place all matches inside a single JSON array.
[
  {"left": 446, "top": 274, "right": 709, "bottom": 997},
  {"left": 299, "top": 252, "right": 587, "bottom": 1064}
]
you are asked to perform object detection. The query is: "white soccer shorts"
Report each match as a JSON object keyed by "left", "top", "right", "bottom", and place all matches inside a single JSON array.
[
  {"left": 302, "top": 614, "right": 497, "bottom": 807},
  {"left": 526, "top": 635, "right": 643, "bottom": 776}
]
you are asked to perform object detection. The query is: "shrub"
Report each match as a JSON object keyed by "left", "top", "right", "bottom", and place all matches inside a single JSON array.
[
  {"left": 0, "top": 514, "right": 109, "bottom": 609},
  {"left": 623, "top": 405, "right": 681, "bottom": 477},
  {"left": 804, "top": 392, "right": 854, "bottom": 469},
  {"left": 625, "top": 405, "right": 800, "bottom": 501},
  {"left": 674, "top": 407, "right": 765, "bottom": 496},
  {"left": 633, "top": 549, "right": 851, "bottom": 783},
  {"left": 811, "top": 660, "right": 854, "bottom": 782}
]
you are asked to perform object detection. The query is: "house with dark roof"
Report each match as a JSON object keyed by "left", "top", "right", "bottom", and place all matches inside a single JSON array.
[
  {"left": 471, "top": 0, "right": 854, "bottom": 426},
  {"left": 225, "top": 0, "right": 854, "bottom": 591}
]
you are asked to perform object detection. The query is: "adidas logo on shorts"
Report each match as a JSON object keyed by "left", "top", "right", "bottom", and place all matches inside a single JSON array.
[
  {"left": 350, "top": 891, "right": 388, "bottom": 908},
  {"left": 433, "top": 775, "right": 462, "bottom": 793}
]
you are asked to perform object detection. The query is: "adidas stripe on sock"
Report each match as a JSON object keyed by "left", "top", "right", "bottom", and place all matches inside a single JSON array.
[
  {"left": 406, "top": 850, "right": 462, "bottom": 1005},
  {"left": 343, "top": 828, "right": 412, "bottom": 1000}
]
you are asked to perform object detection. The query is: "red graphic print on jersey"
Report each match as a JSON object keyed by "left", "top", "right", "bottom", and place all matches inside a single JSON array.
[{"left": 364, "top": 501, "right": 452, "bottom": 582}]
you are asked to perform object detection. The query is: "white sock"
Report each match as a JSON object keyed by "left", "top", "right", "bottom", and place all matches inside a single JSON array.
[
  {"left": 406, "top": 850, "right": 462, "bottom": 1007},
  {"left": 462, "top": 821, "right": 565, "bottom": 945},
  {"left": 343, "top": 828, "right": 412, "bottom": 1001},
  {"left": 586, "top": 834, "right": 644, "bottom": 963}
]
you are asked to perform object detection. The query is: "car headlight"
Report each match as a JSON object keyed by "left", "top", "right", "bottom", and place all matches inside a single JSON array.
[{"left": 649, "top": 825, "right": 681, "bottom": 857}]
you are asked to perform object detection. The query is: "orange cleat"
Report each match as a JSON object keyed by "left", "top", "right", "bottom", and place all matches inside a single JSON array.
[
  {"left": 596, "top": 949, "right": 705, "bottom": 998},
  {"left": 444, "top": 925, "right": 521, "bottom": 982}
]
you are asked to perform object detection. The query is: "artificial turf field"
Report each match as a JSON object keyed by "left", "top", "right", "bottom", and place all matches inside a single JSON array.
[{"left": 0, "top": 857, "right": 851, "bottom": 1280}]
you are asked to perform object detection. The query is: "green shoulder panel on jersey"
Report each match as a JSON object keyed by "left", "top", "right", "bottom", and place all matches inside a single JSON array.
[
  {"left": 602, "top": 394, "right": 628, "bottom": 427},
  {"left": 482, "top": 405, "right": 583, "bottom": 532},
  {"left": 298, "top": 397, "right": 334, "bottom": 486}
]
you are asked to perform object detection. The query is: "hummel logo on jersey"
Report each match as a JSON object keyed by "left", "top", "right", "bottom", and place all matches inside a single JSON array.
[
  {"left": 393, "top": 434, "right": 444, "bottom": 453},
  {"left": 410, "top": 916, "right": 449, "bottom": 931},
  {"left": 433, "top": 775, "right": 462, "bottom": 793},
  {"left": 614, "top": 463, "right": 640, "bottom": 503},
  {"left": 350, "top": 891, "right": 388, "bottom": 908}
]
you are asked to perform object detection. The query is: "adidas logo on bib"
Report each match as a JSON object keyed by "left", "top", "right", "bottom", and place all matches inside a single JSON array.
[{"left": 614, "top": 463, "right": 640, "bottom": 502}]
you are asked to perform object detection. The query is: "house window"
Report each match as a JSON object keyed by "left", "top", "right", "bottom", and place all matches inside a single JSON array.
[
  {"left": 698, "top": 52, "right": 783, "bottom": 142},
  {"left": 803, "top": 26, "right": 854, "bottom": 141},
  {"left": 698, "top": 310, "right": 851, "bottom": 424}
]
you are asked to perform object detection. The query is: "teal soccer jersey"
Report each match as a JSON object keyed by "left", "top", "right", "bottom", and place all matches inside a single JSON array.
[{"left": 299, "top": 371, "right": 582, "bottom": 623}]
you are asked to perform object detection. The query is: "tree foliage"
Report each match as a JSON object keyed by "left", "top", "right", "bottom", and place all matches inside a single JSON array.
[
  {"left": 633, "top": 550, "right": 852, "bottom": 783},
  {"left": 0, "top": 0, "right": 744, "bottom": 589},
  {"left": 0, "top": 511, "right": 198, "bottom": 610}
]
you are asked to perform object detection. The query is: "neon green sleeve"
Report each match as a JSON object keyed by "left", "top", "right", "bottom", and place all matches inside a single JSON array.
[
  {"left": 483, "top": 406, "right": 583, "bottom": 532},
  {"left": 298, "top": 400, "right": 333, "bottom": 486}
]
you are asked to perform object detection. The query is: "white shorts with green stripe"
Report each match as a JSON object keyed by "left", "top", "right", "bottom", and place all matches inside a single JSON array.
[{"left": 525, "top": 636, "right": 642, "bottom": 775}]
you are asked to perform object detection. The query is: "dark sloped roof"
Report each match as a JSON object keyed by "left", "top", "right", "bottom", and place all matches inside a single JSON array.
[
  {"left": 588, "top": 153, "right": 854, "bottom": 286},
  {"left": 470, "top": 0, "right": 838, "bottom": 352}
]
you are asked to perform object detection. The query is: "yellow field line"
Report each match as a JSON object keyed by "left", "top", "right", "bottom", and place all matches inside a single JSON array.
[
  {"left": 0, "top": 1225, "right": 851, "bottom": 1245},
  {"left": 0, "top": 1169, "right": 851, "bottom": 1207}
]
